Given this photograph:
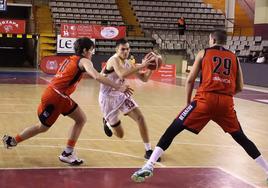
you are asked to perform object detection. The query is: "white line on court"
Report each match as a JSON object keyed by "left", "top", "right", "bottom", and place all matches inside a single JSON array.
[
  {"left": 0, "top": 144, "right": 165, "bottom": 167},
  {"left": 9, "top": 137, "right": 268, "bottom": 152},
  {"left": 217, "top": 167, "right": 260, "bottom": 188}
]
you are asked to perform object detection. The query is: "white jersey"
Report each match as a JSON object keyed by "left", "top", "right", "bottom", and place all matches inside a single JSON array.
[
  {"left": 99, "top": 54, "right": 132, "bottom": 96},
  {"left": 98, "top": 54, "right": 138, "bottom": 125}
]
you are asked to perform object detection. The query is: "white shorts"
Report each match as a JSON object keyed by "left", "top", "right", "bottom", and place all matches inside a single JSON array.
[{"left": 99, "top": 91, "right": 138, "bottom": 125}]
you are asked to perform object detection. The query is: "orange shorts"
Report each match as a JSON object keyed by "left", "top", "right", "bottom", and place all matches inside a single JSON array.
[
  {"left": 37, "top": 87, "right": 78, "bottom": 127},
  {"left": 177, "top": 92, "right": 241, "bottom": 134}
]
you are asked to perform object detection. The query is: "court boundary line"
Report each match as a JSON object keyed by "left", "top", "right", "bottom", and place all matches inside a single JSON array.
[
  {"left": 217, "top": 167, "right": 260, "bottom": 188},
  {"left": 0, "top": 166, "right": 217, "bottom": 170}
]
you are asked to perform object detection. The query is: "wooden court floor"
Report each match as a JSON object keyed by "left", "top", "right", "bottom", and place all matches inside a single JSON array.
[{"left": 0, "top": 74, "right": 268, "bottom": 187}]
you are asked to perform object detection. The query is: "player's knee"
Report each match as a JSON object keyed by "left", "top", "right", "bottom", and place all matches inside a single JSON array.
[
  {"left": 157, "top": 118, "right": 185, "bottom": 151},
  {"left": 76, "top": 114, "right": 87, "bottom": 126},
  {"left": 38, "top": 124, "right": 50, "bottom": 133},
  {"left": 231, "top": 131, "right": 248, "bottom": 143}
]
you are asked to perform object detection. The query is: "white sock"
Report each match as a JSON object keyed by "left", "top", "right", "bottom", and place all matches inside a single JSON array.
[
  {"left": 144, "top": 143, "right": 152, "bottom": 151},
  {"left": 64, "top": 147, "right": 73, "bottom": 154},
  {"left": 255, "top": 155, "right": 268, "bottom": 175},
  {"left": 144, "top": 146, "right": 164, "bottom": 169}
]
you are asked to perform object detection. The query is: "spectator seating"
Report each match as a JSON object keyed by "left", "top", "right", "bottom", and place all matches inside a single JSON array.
[
  {"left": 130, "top": 0, "right": 225, "bottom": 33},
  {"left": 50, "top": 0, "right": 124, "bottom": 31},
  {"left": 49, "top": 0, "right": 155, "bottom": 55}
]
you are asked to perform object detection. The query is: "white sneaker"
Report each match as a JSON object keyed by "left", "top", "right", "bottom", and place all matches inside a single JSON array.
[
  {"left": 131, "top": 165, "right": 153, "bottom": 183},
  {"left": 59, "top": 151, "right": 83, "bottom": 166}
]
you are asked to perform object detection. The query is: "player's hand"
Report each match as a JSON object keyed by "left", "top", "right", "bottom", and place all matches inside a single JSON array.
[
  {"left": 141, "top": 53, "right": 156, "bottom": 68},
  {"left": 119, "top": 85, "right": 134, "bottom": 97}
]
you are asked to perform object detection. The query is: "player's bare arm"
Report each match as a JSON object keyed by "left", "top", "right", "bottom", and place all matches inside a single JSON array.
[
  {"left": 135, "top": 52, "right": 161, "bottom": 82},
  {"left": 235, "top": 59, "right": 244, "bottom": 94},
  {"left": 185, "top": 50, "right": 204, "bottom": 104},
  {"left": 79, "top": 58, "right": 133, "bottom": 95},
  {"left": 112, "top": 54, "right": 155, "bottom": 79}
]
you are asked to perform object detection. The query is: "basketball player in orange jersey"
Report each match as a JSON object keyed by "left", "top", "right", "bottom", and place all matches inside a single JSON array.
[
  {"left": 2, "top": 37, "right": 134, "bottom": 165},
  {"left": 99, "top": 39, "right": 161, "bottom": 161},
  {"left": 132, "top": 30, "right": 268, "bottom": 182}
]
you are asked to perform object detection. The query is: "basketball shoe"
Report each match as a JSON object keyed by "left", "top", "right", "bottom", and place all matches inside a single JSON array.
[
  {"left": 59, "top": 150, "right": 83, "bottom": 165},
  {"left": 103, "top": 118, "right": 113, "bottom": 137},
  {"left": 131, "top": 165, "right": 154, "bottom": 183},
  {"left": 2, "top": 135, "right": 17, "bottom": 148}
]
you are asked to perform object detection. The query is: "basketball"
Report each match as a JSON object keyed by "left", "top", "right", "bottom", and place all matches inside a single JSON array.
[{"left": 145, "top": 52, "right": 164, "bottom": 70}]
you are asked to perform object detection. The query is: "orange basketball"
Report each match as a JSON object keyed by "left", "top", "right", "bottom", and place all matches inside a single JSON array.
[{"left": 145, "top": 52, "right": 163, "bottom": 70}]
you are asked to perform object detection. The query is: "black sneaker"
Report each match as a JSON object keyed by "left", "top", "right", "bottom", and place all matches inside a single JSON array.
[
  {"left": 2, "top": 135, "right": 17, "bottom": 149},
  {"left": 144, "top": 149, "right": 161, "bottom": 162},
  {"left": 103, "top": 118, "right": 113, "bottom": 137}
]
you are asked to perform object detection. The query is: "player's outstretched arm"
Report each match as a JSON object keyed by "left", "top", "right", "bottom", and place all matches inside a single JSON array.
[
  {"left": 185, "top": 50, "right": 204, "bottom": 104},
  {"left": 112, "top": 54, "right": 155, "bottom": 79},
  {"left": 235, "top": 59, "right": 244, "bottom": 94},
  {"left": 79, "top": 58, "right": 133, "bottom": 94}
]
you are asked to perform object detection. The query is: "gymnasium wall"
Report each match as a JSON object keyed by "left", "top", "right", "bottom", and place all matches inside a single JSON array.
[
  {"left": 240, "top": 63, "right": 268, "bottom": 87},
  {"left": 254, "top": 0, "right": 268, "bottom": 39}
]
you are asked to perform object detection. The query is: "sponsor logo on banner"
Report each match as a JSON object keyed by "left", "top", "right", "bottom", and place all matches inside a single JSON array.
[
  {"left": 62, "top": 24, "right": 77, "bottom": 37},
  {"left": 46, "top": 60, "right": 59, "bottom": 71},
  {"left": 151, "top": 64, "right": 176, "bottom": 79},
  {"left": 57, "top": 35, "right": 76, "bottom": 53},
  {"left": 60, "top": 24, "right": 126, "bottom": 40},
  {"left": 57, "top": 35, "right": 95, "bottom": 54},
  {"left": 40, "top": 56, "right": 68, "bottom": 74},
  {"left": 100, "top": 27, "right": 119, "bottom": 39},
  {"left": 0, "top": 19, "right": 25, "bottom": 34}
]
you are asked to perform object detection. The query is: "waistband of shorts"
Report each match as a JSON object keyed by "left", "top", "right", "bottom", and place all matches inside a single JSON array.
[
  {"left": 197, "top": 91, "right": 233, "bottom": 97},
  {"left": 48, "top": 86, "right": 68, "bottom": 99}
]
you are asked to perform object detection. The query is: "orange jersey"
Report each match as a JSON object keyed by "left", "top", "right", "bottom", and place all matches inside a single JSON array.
[
  {"left": 196, "top": 45, "right": 238, "bottom": 96},
  {"left": 49, "top": 55, "right": 85, "bottom": 95}
]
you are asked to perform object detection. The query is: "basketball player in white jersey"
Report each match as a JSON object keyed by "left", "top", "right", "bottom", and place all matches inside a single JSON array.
[{"left": 99, "top": 38, "right": 161, "bottom": 161}]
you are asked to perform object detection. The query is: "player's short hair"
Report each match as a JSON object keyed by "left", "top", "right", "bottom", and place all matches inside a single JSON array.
[
  {"left": 74, "top": 37, "right": 95, "bottom": 55},
  {"left": 210, "top": 29, "right": 227, "bottom": 45},
  {"left": 115, "top": 38, "right": 129, "bottom": 47}
]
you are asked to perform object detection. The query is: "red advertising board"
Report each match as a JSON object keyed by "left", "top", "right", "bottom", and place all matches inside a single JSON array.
[
  {"left": 151, "top": 64, "right": 176, "bottom": 79},
  {"left": 61, "top": 24, "right": 126, "bottom": 40},
  {"left": 0, "top": 19, "right": 25, "bottom": 34},
  {"left": 40, "top": 55, "right": 68, "bottom": 75}
]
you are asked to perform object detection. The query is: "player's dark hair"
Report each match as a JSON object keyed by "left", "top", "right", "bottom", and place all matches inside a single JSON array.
[
  {"left": 210, "top": 29, "right": 227, "bottom": 45},
  {"left": 115, "top": 38, "right": 128, "bottom": 47},
  {"left": 74, "top": 37, "right": 95, "bottom": 56}
]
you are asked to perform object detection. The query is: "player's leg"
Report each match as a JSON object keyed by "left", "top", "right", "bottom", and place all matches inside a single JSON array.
[
  {"left": 230, "top": 130, "right": 268, "bottom": 179},
  {"left": 214, "top": 95, "right": 268, "bottom": 181},
  {"left": 99, "top": 93, "right": 124, "bottom": 138},
  {"left": 3, "top": 123, "right": 49, "bottom": 148},
  {"left": 132, "top": 100, "right": 210, "bottom": 182},
  {"left": 126, "top": 107, "right": 154, "bottom": 159},
  {"left": 2, "top": 90, "right": 59, "bottom": 149},
  {"left": 59, "top": 104, "right": 86, "bottom": 165},
  {"left": 131, "top": 116, "right": 185, "bottom": 182},
  {"left": 103, "top": 110, "right": 124, "bottom": 138}
]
